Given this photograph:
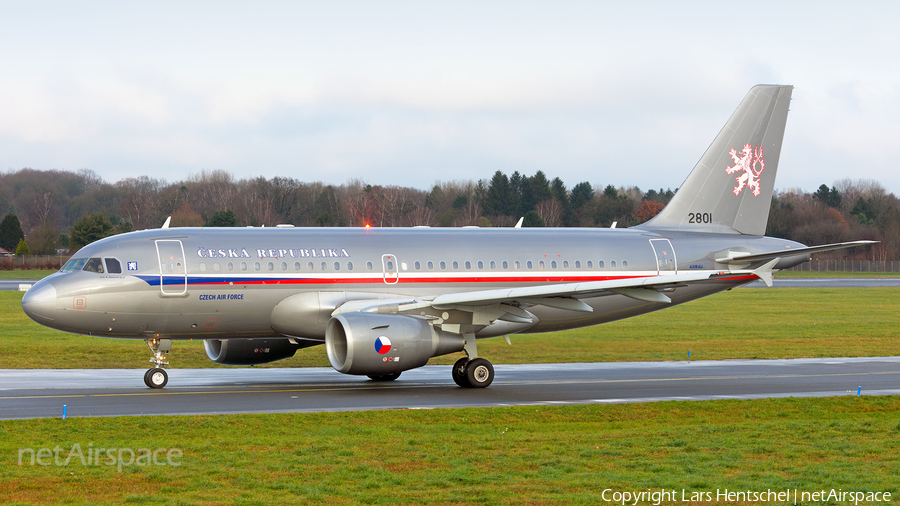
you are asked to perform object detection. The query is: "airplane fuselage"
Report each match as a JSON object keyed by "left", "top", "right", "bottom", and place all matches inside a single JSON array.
[{"left": 23, "top": 226, "right": 808, "bottom": 342}]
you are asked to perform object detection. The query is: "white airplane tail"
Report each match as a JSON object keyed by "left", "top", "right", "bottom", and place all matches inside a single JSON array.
[{"left": 641, "top": 85, "right": 793, "bottom": 236}]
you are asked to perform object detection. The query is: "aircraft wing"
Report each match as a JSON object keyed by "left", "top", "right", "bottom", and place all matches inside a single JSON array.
[
  {"left": 333, "top": 267, "right": 772, "bottom": 327},
  {"left": 714, "top": 240, "right": 877, "bottom": 264},
  {"left": 430, "top": 270, "right": 723, "bottom": 308}
]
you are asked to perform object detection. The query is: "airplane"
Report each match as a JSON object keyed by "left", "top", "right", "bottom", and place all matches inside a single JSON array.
[{"left": 22, "top": 84, "right": 873, "bottom": 389}]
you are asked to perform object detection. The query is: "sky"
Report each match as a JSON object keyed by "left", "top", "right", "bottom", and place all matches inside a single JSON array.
[{"left": 2, "top": 1, "right": 899, "bottom": 194}]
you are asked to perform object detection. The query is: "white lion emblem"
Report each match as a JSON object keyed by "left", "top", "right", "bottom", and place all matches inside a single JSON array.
[{"left": 725, "top": 144, "right": 765, "bottom": 196}]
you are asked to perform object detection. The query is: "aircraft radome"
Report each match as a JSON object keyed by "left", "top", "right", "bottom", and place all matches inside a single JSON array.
[{"left": 22, "top": 85, "right": 873, "bottom": 389}]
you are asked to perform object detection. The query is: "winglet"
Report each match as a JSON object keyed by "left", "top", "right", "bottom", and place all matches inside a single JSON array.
[
  {"left": 161, "top": 216, "right": 171, "bottom": 229},
  {"left": 514, "top": 217, "right": 524, "bottom": 228},
  {"left": 753, "top": 258, "right": 780, "bottom": 287}
]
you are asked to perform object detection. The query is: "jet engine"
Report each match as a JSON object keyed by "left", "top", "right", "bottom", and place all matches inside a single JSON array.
[
  {"left": 204, "top": 338, "right": 311, "bottom": 365},
  {"left": 325, "top": 313, "right": 465, "bottom": 375}
]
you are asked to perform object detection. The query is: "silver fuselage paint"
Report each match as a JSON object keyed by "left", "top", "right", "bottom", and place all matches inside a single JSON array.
[{"left": 22, "top": 226, "right": 807, "bottom": 342}]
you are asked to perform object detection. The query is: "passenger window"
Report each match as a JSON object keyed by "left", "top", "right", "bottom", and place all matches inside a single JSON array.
[
  {"left": 308, "top": 262, "right": 314, "bottom": 271},
  {"left": 599, "top": 261, "right": 605, "bottom": 269},
  {"left": 241, "top": 262, "right": 248, "bottom": 272},
  {"left": 347, "top": 262, "right": 353, "bottom": 271},
  {"left": 514, "top": 261, "right": 520, "bottom": 269},
  {"left": 622, "top": 260, "right": 628, "bottom": 269},
  {"left": 452, "top": 261, "right": 459, "bottom": 270},
  {"left": 539, "top": 261, "right": 545, "bottom": 269},
  {"left": 334, "top": 262, "right": 341, "bottom": 270},
  {"left": 105, "top": 258, "right": 122, "bottom": 274},
  {"left": 551, "top": 261, "right": 557, "bottom": 269},
  {"left": 294, "top": 262, "right": 300, "bottom": 271},
  {"left": 200, "top": 263, "right": 207, "bottom": 272},
  {"left": 502, "top": 261, "right": 508, "bottom": 269},
  {"left": 611, "top": 261, "right": 617, "bottom": 269},
  {"left": 281, "top": 262, "right": 287, "bottom": 271},
  {"left": 465, "top": 261, "right": 471, "bottom": 270},
  {"left": 563, "top": 260, "right": 569, "bottom": 269},
  {"left": 427, "top": 261, "right": 434, "bottom": 270},
  {"left": 321, "top": 262, "right": 327, "bottom": 271},
  {"left": 401, "top": 261, "right": 408, "bottom": 271},
  {"left": 526, "top": 260, "right": 533, "bottom": 269},
  {"left": 477, "top": 261, "right": 484, "bottom": 270},
  {"left": 366, "top": 261, "right": 373, "bottom": 271},
  {"left": 490, "top": 261, "right": 496, "bottom": 269},
  {"left": 267, "top": 262, "right": 274, "bottom": 271},
  {"left": 415, "top": 261, "right": 421, "bottom": 270},
  {"left": 214, "top": 262, "right": 221, "bottom": 272},
  {"left": 440, "top": 261, "right": 446, "bottom": 270},
  {"left": 387, "top": 260, "right": 394, "bottom": 270},
  {"left": 83, "top": 258, "right": 104, "bottom": 273},
  {"left": 575, "top": 260, "right": 581, "bottom": 269},
  {"left": 587, "top": 260, "right": 593, "bottom": 269}
]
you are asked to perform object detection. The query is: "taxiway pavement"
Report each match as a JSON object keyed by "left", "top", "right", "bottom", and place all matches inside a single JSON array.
[{"left": 2, "top": 357, "right": 898, "bottom": 419}]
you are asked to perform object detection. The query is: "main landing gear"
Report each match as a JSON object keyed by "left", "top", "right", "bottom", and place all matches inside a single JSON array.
[
  {"left": 451, "top": 334, "right": 495, "bottom": 388},
  {"left": 144, "top": 337, "right": 171, "bottom": 389}
]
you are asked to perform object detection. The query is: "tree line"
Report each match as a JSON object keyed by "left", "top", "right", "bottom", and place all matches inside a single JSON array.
[{"left": 0, "top": 168, "right": 896, "bottom": 261}]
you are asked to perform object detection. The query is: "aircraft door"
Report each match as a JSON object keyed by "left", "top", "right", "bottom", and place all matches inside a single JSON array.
[
  {"left": 156, "top": 240, "right": 187, "bottom": 295},
  {"left": 649, "top": 239, "right": 677, "bottom": 276},
  {"left": 382, "top": 254, "right": 399, "bottom": 284}
]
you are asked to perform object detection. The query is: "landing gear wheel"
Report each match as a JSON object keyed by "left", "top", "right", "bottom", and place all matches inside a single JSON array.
[
  {"left": 144, "top": 338, "right": 172, "bottom": 389},
  {"left": 367, "top": 372, "right": 402, "bottom": 382},
  {"left": 452, "top": 357, "right": 471, "bottom": 387},
  {"left": 146, "top": 368, "right": 168, "bottom": 389},
  {"left": 465, "top": 358, "right": 494, "bottom": 388}
]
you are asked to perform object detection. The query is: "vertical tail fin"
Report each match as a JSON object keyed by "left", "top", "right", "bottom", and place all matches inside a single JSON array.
[{"left": 641, "top": 85, "right": 793, "bottom": 235}]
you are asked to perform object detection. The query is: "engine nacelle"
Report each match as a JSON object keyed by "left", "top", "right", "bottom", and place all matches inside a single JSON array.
[
  {"left": 204, "top": 338, "right": 307, "bottom": 365},
  {"left": 326, "top": 313, "right": 465, "bottom": 375}
]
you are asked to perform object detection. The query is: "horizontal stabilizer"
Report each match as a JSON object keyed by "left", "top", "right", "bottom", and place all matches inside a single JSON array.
[{"left": 714, "top": 241, "right": 877, "bottom": 264}]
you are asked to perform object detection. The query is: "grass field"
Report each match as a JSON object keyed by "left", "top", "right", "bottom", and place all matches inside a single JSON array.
[
  {"left": 2, "top": 288, "right": 899, "bottom": 369},
  {"left": 0, "top": 270, "right": 57, "bottom": 279},
  {"left": 1, "top": 396, "right": 898, "bottom": 505}
]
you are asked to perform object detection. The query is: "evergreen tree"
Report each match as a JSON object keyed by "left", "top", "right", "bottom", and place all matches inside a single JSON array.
[
  {"left": 813, "top": 184, "right": 842, "bottom": 208},
  {"left": 570, "top": 182, "right": 593, "bottom": 209},
  {"left": 522, "top": 210, "right": 545, "bottom": 227},
  {"left": 0, "top": 214, "right": 25, "bottom": 251},
  {"left": 508, "top": 171, "right": 524, "bottom": 216},
  {"left": 70, "top": 213, "right": 115, "bottom": 250},
  {"left": 15, "top": 238, "right": 30, "bottom": 256},
  {"left": 483, "top": 171, "right": 511, "bottom": 216},
  {"left": 206, "top": 210, "right": 238, "bottom": 227}
]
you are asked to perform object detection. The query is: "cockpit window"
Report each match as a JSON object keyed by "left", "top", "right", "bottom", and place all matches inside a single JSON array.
[
  {"left": 105, "top": 258, "right": 122, "bottom": 274},
  {"left": 60, "top": 258, "right": 88, "bottom": 272},
  {"left": 83, "top": 258, "right": 104, "bottom": 273}
]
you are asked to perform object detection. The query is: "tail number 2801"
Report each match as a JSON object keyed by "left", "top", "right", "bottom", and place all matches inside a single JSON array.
[{"left": 688, "top": 212, "right": 713, "bottom": 224}]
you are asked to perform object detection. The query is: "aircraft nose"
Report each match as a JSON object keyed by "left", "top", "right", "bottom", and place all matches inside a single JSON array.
[{"left": 22, "top": 280, "right": 57, "bottom": 322}]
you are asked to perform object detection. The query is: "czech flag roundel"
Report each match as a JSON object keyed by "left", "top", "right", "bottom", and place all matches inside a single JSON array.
[{"left": 374, "top": 336, "right": 392, "bottom": 354}]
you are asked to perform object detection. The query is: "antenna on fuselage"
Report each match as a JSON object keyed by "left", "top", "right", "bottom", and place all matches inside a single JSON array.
[{"left": 161, "top": 216, "right": 171, "bottom": 229}]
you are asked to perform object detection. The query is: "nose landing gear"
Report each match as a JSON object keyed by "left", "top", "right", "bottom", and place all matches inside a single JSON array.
[{"left": 144, "top": 338, "right": 171, "bottom": 389}]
